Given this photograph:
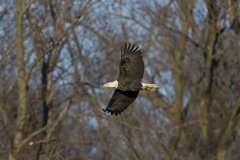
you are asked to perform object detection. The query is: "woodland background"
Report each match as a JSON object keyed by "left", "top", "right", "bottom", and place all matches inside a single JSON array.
[{"left": 0, "top": 0, "right": 240, "bottom": 160}]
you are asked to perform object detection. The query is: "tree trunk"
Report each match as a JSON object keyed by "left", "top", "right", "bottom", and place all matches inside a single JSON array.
[
  {"left": 37, "top": 52, "right": 56, "bottom": 160},
  {"left": 9, "top": 0, "right": 28, "bottom": 159}
]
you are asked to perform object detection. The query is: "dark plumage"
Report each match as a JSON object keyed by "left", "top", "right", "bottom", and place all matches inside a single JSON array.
[
  {"left": 103, "top": 43, "right": 144, "bottom": 115},
  {"left": 118, "top": 43, "right": 144, "bottom": 91},
  {"left": 103, "top": 89, "right": 139, "bottom": 115}
]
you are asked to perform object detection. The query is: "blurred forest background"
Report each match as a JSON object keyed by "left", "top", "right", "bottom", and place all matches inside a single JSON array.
[{"left": 0, "top": 0, "right": 240, "bottom": 160}]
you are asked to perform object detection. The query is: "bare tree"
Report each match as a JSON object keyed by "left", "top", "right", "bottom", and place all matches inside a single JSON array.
[
  {"left": 9, "top": 0, "right": 28, "bottom": 159},
  {"left": 0, "top": 0, "right": 240, "bottom": 160}
]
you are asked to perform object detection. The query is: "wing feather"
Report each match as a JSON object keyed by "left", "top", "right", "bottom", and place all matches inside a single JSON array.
[
  {"left": 119, "top": 43, "right": 144, "bottom": 78},
  {"left": 103, "top": 89, "right": 139, "bottom": 115},
  {"left": 118, "top": 43, "right": 144, "bottom": 91}
]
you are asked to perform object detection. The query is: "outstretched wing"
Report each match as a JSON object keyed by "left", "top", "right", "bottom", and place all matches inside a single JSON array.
[
  {"left": 103, "top": 89, "right": 139, "bottom": 115},
  {"left": 119, "top": 43, "right": 144, "bottom": 79},
  {"left": 118, "top": 43, "right": 144, "bottom": 91}
]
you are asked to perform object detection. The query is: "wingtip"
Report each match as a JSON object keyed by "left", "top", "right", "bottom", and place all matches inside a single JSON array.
[
  {"left": 102, "top": 108, "right": 121, "bottom": 116},
  {"left": 102, "top": 108, "right": 107, "bottom": 112},
  {"left": 123, "top": 42, "right": 141, "bottom": 56}
]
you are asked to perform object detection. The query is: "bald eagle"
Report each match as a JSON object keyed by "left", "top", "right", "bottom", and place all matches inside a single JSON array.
[{"left": 103, "top": 43, "right": 158, "bottom": 115}]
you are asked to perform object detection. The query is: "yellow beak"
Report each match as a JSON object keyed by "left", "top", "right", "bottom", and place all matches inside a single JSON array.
[{"left": 102, "top": 83, "right": 109, "bottom": 88}]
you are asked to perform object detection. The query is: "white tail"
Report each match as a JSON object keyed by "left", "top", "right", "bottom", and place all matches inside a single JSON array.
[{"left": 141, "top": 83, "right": 158, "bottom": 91}]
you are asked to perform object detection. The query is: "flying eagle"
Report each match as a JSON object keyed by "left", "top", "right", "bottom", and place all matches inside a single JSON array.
[{"left": 102, "top": 43, "right": 158, "bottom": 115}]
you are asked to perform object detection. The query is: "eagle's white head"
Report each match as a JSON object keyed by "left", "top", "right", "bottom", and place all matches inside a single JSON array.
[{"left": 103, "top": 80, "right": 118, "bottom": 88}]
